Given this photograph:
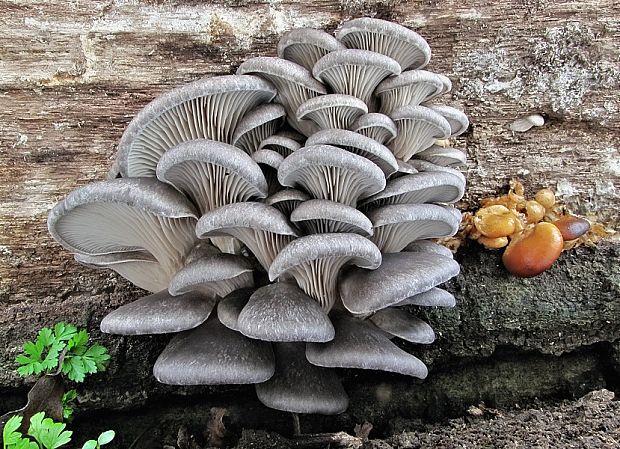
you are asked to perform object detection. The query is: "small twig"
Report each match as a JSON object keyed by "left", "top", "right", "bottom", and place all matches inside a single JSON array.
[
  {"left": 291, "top": 413, "right": 301, "bottom": 436},
  {"left": 291, "top": 431, "right": 363, "bottom": 449}
]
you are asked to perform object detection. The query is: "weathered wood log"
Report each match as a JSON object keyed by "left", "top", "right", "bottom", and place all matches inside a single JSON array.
[{"left": 0, "top": 0, "right": 619, "bottom": 439}]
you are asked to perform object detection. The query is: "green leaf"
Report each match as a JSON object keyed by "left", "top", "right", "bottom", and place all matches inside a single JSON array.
[
  {"left": 81, "top": 441, "right": 97, "bottom": 449},
  {"left": 38, "top": 328, "right": 54, "bottom": 347},
  {"left": 97, "top": 430, "right": 115, "bottom": 446},
  {"left": 16, "top": 327, "right": 66, "bottom": 377},
  {"left": 67, "top": 330, "right": 89, "bottom": 354},
  {"left": 27, "top": 412, "right": 73, "bottom": 449},
  {"left": 53, "top": 323, "right": 77, "bottom": 343},
  {"left": 3, "top": 415, "right": 23, "bottom": 448},
  {"left": 61, "top": 390, "right": 78, "bottom": 421},
  {"left": 62, "top": 356, "right": 86, "bottom": 383},
  {"left": 13, "top": 439, "right": 40, "bottom": 449}
]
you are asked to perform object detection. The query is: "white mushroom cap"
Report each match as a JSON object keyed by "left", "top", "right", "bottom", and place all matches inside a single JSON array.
[
  {"left": 217, "top": 287, "right": 255, "bottom": 331},
  {"left": 258, "top": 135, "right": 301, "bottom": 157},
  {"left": 117, "top": 75, "right": 277, "bottom": 177},
  {"left": 153, "top": 317, "right": 275, "bottom": 385},
  {"left": 256, "top": 343, "right": 348, "bottom": 415},
  {"left": 290, "top": 199, "right": 373, "bottom": 237},
  {"left": 196, "top": 202, "right": 298, "bottom": 271},
  {"left": 264, "top": 189, "right": 310, "bottom": 216},
  {"left": 268, "top": 233, "right": 381, "bottom": 311},
  {"left": 368, "top": 204, "right": 461, "bottom": 253},
  {"left": 48, "top": 178, "right": 198, "bottom": 288},
  {"left": 370, "top": 308, "right": 435, "bottom": 344},
  {"left": 313, "top": 49, "right": 401, "bottom": 106},
  {"left": 277, "top": 28, "right": 346, "bottom": 71},
  {"left": 278, "top": 144, "right": 386, "bottom": 207},
  {"left": 340, "top": 252, "right": 459, "bottom": 315},
  {"left": 427, "top": 104, "right": 470, "bottom": 137},
  {"left": 100, "top": 289, "right": 214, "bottom": 335},
  {"left": 296, "top": 94, "right": 368, "bottom": 132},
  {"left": 375, "top": 70, "right": 446, "bottom": 115},
  {"left": 237, "top": 282, "right": 335, "bottom": 342},
  {"left": 389, "top": 105, "right": 452, "bottom": 161},
  {"left": 336, "top": 17, "right": 431, "bottom": 70},
  {"left": 168, "top": 253, "right": 254, "bottom": 298},
  {"left": 306, "top": 128, "right": 398, "bottom": 177},
  {"left": 360, "top": 172, "right": 465, "bottom": 210},
  {"left": 350, "top": 113, "right": 397, "bottom": 145},
  {"left": 232, "top": 103, "right": 286, "bottom": 154},
  {"left": 395, "top": 287, "right": 456, "bottom": 307},
  {"left": 306, "top": 314, "right": 428, "bottom": 378},
  {"left": 415, "top": 145, "right": 467, "bottom": 167},
  {"left": 403, "top": 240, "right": 454, "bottom": 259},
  {"left": 156, "top": 139, "right": 269, "bottom": 215}
]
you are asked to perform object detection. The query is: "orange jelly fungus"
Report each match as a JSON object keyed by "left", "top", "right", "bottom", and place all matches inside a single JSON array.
[
  {"left": 553, "top": 215, "right": 591, "bottom": 241},
  {"left": 502, "top": 222, "right": 564, "bottom": 278}
]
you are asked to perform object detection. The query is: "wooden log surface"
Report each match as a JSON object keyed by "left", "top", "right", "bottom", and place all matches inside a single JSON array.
[{"left": 1, "top": 0, "right": 619, "bottom": 428}]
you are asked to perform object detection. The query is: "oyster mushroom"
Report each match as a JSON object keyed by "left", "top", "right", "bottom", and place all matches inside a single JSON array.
[
  {"left": 403, "top": 240, "right": 454, "bottom": 259},
  {"left": 350, "top": 113, "right": 397, "bottom": 145},
  {"left": 268, "top": 233, "right": 381, "bottom": 310},
  {"left": 290, "top": 199, "right": 373, "bottom": 236},
  {"left": 415, "top": 145, "right": 467, "bottom": 167},
  {"left": 258, "top": 135, "right": 301, "bottom": 157},
  {"left": 265, "top": 189, "right": 310, "bottom": 216},
  {"left": 277, "top": 28, "right": 346, "bottom": 71},
  {"left": 117, "top": 75, "right": 277, "bottom": 177},
  {"left": 389, "top": 105, "right": 452, "bottom": 161},
  {"left": 252, "top": 149, "right": 285, "bottom": 195},
  {"left": 232, "top": 103, "right": 286, "bottom": 154},
  {"left": 394, "top": 287, "right": 456, "bottom": 308},
  {"left": 217, "top": 288, "right": 255, "bottom": 332},
  {"left": 296, "top": 94, "right": 368, "bottom": 132},
  {"left": 370, "top": 308, "right": 435, "bottom": 344},
  {"left": 375, "top": 70, "right": 446, "bottom": 115},
  {"left": 427, "top": 105, "right": 470, "bottom": 137}
]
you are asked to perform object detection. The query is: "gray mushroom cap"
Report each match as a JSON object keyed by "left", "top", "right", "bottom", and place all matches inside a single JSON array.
[
  {"left": 360, "top": 171, "right": 465, "bottom": 210},
  {"left": 269, "top": 233, "right": 382, "bottom": 311},
  {"left": 350, "top": 113, "right": 397, "bottom": 145},
  {"left": 258, "top": 135, "right": 301, "bottom": 157},
  {"left": 390, "top": 159, "right": 419, "bottom": 179},
  {"left": 389, "top": 105, "right": 452, "bottom": 161},
  {"left": 237, "top": 282, "right": 335, "bottom": 342},
  {"left": 408, "top": 159, "right": 467, "bottom": 185},
  {"left": 403, "top": 240, "right": 454, "bottom": 259},
  {"left": 306, "top": 314, "right": 428, "bottom": 378},
  {"left": 117, "top": 75, "right": 277, "bottom": 177},
  {"left": 168, "top": 253, "right": 254, "bottom": 298},
  {"left": 153, "top": 317, "right": 275, "bottom": 385},
  {"left": 217, "top": 288, "right": 255, "bottom": 331},
  {"left": 305, "top": 128, "right": 398, "bottom": 177},
  {"left": 395, "top": 287, "right": 456, "bottom": 307},
  {"left": 415, "top": 145, "right": 467, "bottom": 167},
  {"left": 156, "top": 139, "right": 269, "bottom": 215},
  {"left": 232, "top": 103, "right": 286, "bottom": 154},
  {"left": 100, "top": 289, "right": 215, "bottom": 335},
  {"left": 252, "top": 149, "right": 285, "bottom": 170},
  {"left": 336, "top": 17, "right": 431, "bottom": 70},
  {"left": 196, "top": 202, "right": 298, "bottom": 271},
  {"left": 256, "top": 342, "right": 348, "bottom": 415},
  {"left": 277, "top": 28, "right": 346, "bottom": 71},
  {"left": 370, "top": 308, "right": 435, "bottom": 344},
  {"left": 313, "top": 49, "right": 401, "bottom": 106},
  {"left": 296, "top": 94, "right": 368, "bottom": 131},
  {"left": 427, "top": 104, "right": 470, "bottom": 137},
  {"left": 265, "top": 189, "right": 310, "bottom": 216},
  {"left": 375, "top": 70, "right": 447, "bottom": 115},
  {"left": 368, "top": 204, "right": 461, "bottom": 253},
  {"left": 290, "top": 199, "right": 373, "bottom": 237},
  {"left": 278, "top": 144, "right": 386, "bottom": 207},
  {"left": 340, "top": 252, "right": 460, "bottom": 315}
]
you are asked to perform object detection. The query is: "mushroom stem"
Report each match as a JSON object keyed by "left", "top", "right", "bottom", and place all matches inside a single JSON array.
[{"left": 292, "top": 413, "right": 301, "bottom": 436}]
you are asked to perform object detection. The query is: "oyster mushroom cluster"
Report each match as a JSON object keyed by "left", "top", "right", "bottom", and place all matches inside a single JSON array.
[{"left": 48, "top": 18, "right": 468, "bottom": 415}]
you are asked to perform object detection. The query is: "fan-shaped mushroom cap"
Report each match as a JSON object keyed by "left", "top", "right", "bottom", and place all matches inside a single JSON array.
[
  {"left": 217, "top": 288, "right": 255, "bottom": 331},
  {"left": 313, "top": 49, "right": 401, "bottom": 106},
  {"left": 415, "top": 145, "right": 467, "bottom": 167},
  {"left": 277, "top": 28, "right": 346, "bottom": 71},
  {"left": 340, "top": 252, "right": 460, "bottom": 315},
  {"left": 395, "top": 287, "right": 456, "bottom": 307},
  {"left": 360, "top": 172, "right": 465, "bottom": 210},
  {"left": 389, "top": 105, "right": 452, "bottom": 161},
  {"left": 153, "top": 318, "right": 275, "bottom": 385},
  {"left": 252, "top": 149, "right": 284, "bottom": 170},
  {"left": 278, "top": 145, "right": 386, "bottom": 207},
  {"left": 370, "top": 308, "right": 435, "bottom": 344},
  {"left": 368, "top": 204, "right": 461, "bottom": 253},
  {"left": 437, "top": 73, "right": 453, "bottom": 95},
  {"left": 74, "top": 252, "right": 171, "bottom": 293},
  {"left": 237, "top": 282, "right": 335, "bottom": 342},
  {"left": 117, "top": 75, "right": 276, "bottom": 177},
  {"left": 336, "top": 18, "right": 431, "bottom": 70},
  {"left": 237, "top": 57, "right": 327, "bottom": 133},
  {"left": 428, "top": 104, "right": 469, "bottom": 137},
  {"left": 306, "top": 129, "right": 398, "bottom": 177},
  {"left": 375, "top": 70, "right": 446, "bottom": 115},
  {"left": 100, "top": 289, "right": 214, "bottom": 335},
  {"left": 265, "top": 189, "right": 310, "bottom": 216},
  {"left": 196, "top": 202, "right": 298, "bottom": 271},
  {"left": 306, "top": 314, "right": 428, "bottom": 378},
  {"left": 296, "top": 94, "right": 368, "bottom": 132},
  {"left": 408, "top": 159, "right": 467, "bottom": 185},
  {"left": 258, "top": 135, "right": 301, "bottom": 157},
  {"left": 403, "top": 240, "right": 454, "bottom": 259},
  {"left": 48, "top": 178, "right": 198, "bottom": 289},
  {"left": 232, "top": 103, "right": 286, "bottom": 154},
  {"left": 269, "top": 233, "right": 381, "bottom": 311},
  {"left": 156, "top": 139, "right": 268, "bottom": 215},
  {"left": 390, "top": 159, "right": 419, "bottom": 180},
  {"left": 350, "top": 113, "right": 397, "bottom": 145},
  {"left": 256, "top": 343, "right": 348, "bottom": 415},
  {"left": 290, "top": 199, "right": 373, "bottom": 237},
  {"left": 168, "top": 253, "right": 254, "bottom": 298}
]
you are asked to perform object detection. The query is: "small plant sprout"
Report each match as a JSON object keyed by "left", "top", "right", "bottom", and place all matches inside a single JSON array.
[{"left": 81, "top": 430, "right": 115, "bottom": 449}]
